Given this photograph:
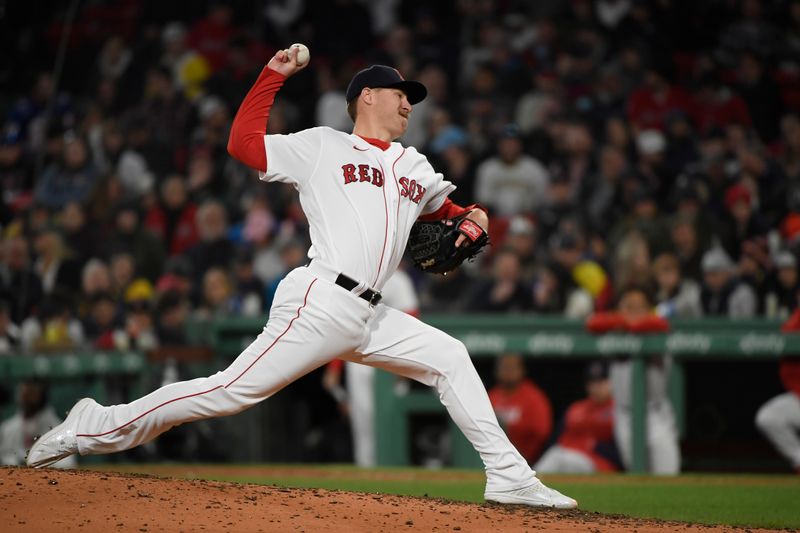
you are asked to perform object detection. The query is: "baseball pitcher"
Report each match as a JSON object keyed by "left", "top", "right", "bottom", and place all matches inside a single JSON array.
[{"left": 27, "top": 45, "right": 576, "bottom": 509}]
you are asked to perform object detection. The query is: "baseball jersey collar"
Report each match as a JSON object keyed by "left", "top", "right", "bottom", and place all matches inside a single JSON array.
[{"left": 356, "top": 135, "right": 391, "bottom": 151}]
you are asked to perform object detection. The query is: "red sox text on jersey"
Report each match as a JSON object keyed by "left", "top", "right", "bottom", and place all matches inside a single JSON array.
[{"left": 341, "top": 163, "right": 426, "bottom": 204}]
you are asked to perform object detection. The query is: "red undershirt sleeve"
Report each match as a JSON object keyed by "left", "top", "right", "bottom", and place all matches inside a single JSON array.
[
  {"left": 227, "top": 66, "right": 287, "bottom": 172},
  {"left": 417, "top": 198, "right": 487, "bottom": 221}
]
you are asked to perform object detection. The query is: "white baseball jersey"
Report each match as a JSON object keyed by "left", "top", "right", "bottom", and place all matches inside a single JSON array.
[
  {"left": 260, "top": 127, "right": 455, "bottom": 290},
  {"left": 58, "top": 112, "right": 540, "bottom": 496}
]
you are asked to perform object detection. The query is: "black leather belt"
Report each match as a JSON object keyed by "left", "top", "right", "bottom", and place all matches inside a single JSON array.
[{"left": 335, "top": 274, "right": 382, "bottom": 305}]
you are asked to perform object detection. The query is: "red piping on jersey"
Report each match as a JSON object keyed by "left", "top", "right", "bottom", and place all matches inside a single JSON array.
[
  {"left": 227, "top": 66, "right": 287, "bottom": 172},
  {"left": 357, "top": 136, "right": 391, "bottom": 151},
  {"left": 77, "top": 278, "right": 318, "bottom": 439},
  {"left": 373, "top": 161, "right": 390, "bottom": 287},
  {"left": 384, "top": 148, "right": 406, "bottom": 275}
]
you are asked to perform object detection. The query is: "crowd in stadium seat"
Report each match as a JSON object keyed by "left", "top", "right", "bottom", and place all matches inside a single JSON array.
[{"left": 1, "top": 0, "right": 799, "bottom": 355}]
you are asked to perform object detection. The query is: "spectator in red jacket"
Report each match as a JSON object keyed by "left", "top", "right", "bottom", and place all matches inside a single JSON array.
[
  {"left": 536, "top": 361, "right": 620, "bottom": 473},
  {"left": 626, "top": 65, "right": 693, "bottom": 132},
  {"left": 144, "top": 175, "right": 199, "bottom": 257},
  {"left": 755, "top": 310, "right": 800, "bottom": 473},
  {"left": 488, "top": 353, "right": 553, "bottom": 463}
]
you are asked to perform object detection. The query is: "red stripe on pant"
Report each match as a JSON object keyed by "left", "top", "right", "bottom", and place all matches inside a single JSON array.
[{"left": 77, "top": 278, "right": 318, "bottom": 438}]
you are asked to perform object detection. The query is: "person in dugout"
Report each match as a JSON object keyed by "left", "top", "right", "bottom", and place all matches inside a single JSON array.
[
  {"left": 536, "top": 361, "right": 621, "bottom": 474},
  {"left": 586, "top": 285, "right": 681, "bottom": 474},
  {"left": 756, "top": 308, "right": 800, "bottom": 473},
  {"left": 488, "top": 353, "right": 553, "bottom": 464}
]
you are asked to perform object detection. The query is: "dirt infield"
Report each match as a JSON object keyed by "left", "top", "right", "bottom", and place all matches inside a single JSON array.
[{"left": 0, "top": 467, "right": 780, "bottom": 532}]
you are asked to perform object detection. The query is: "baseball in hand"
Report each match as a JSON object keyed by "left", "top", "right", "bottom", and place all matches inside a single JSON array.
[{"left": 290, "top": 43, "right": 310, "bottom": 66}]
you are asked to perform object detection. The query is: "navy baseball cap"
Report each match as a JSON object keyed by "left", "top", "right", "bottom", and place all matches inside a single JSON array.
[{"left": 346, "top": 65, "right": 427, "bottom": 105}]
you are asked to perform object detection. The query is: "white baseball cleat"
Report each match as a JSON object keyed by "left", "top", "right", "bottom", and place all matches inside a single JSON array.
[
  {"left": 484, "top": 478, "right": 578, "bottom": 509},
  {"left": 26, "top": 398, "right": 95, "bottom": 468}
]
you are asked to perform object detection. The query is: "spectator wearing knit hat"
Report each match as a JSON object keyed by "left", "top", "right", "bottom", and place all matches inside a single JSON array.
[{"left": 700, "top": 247, "right": 757, "bottom": 318}]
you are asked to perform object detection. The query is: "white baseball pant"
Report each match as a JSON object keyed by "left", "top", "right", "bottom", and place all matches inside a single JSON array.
[
  {"left": 344, "top": 361, "right": 376, "bottom": 467},
  {"left": 71, "top": 263, "right": 536, "bottom": 491},
  {"left": 755, "top": 392, "right": 800, "bottom": 468},
  {"left": 610, "top": 359, "right": 681, "bottom": 474}
]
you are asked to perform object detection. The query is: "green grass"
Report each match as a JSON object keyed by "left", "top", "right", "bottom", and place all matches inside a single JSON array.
[{"left": 98, "top": 464, "right": 800, "bottom": 530}]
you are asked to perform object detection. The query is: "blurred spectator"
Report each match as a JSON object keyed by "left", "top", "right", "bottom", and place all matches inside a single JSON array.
[
  {"left": 81, "top": 258, "right": 113, "bottom": 301},
  {"left": 692, "top": 74, "right": 752, "bottom": 136},
  {"left": 0, "top": 123, "right": 33, "bottom": 218},
  {"left": 634, "top": 129, "right": 672, "bottom": 201},
  {"left": 588, "top": 285, "right": 681, "bottom": 474},
  {"left": 419, "top": 267, "right": 473, "bottom": 313},
  {"left": 144, "top": 175, "right": 200, "bottom": 256},
  {"left": 475, "top": 125, "right": 550, "bottom": 217},
  {"left": 537, "top": 172, "right": 579, "bottom": 245},
  {"left": 611, "top": 230, "right": 652, "bottom": 291},
  {"left": 764, "top": 251, "right": 800, "bottom": 318},
  {"left": 502, "top": 216, "right": 539, "bottom": 278},
  {"left": 755, "top": 310, "right": 800, "bottom": 473},
  {"left": 531, "top": 264, "right": 565, "bottom": 313},
  {"left": 315, "top": 65, "right": 352, "bottom": 132},
  {"left": 160, "top": 22, "right": 211, "bottom": 101},
  {"left": 0, "top": 381, "right": 75, "bottom": 468},
  {"left": 187, "top": 4, "right": 235, "bottom": 73},
  {"left": 156, "top": 256, "right": 195, "bottom": 302},
  {"left": 431, "top": 140, "right": 477, "bottom": 207},
  {"left": 193, "top": 95, "right": 230, "bottom": 151},
  {"left": 33, "top": 135, "right": 98, "bottom": 210},
  {"left": 32, "top": 227, "right": 81, "bottom": 297},
  {"left": 90, "top": 119, "right": 125, "bottom": 176},
  {"left": 549, "top": 230, "right": 611, "bottom": 317},
  {"left": 586, "top": 144, "right": 630, "bottom": 231},
  {"left": 515, "top": 71, "right": 562, "bottom": 136},
  {"left": 83, "top": 292, "right": 123, "bottom": 349},
  {"left": 204, "top": 35, "right": 261, "bottom": 107},
  {"left": 700, "top": 247, "right": 758, "bottom": 318},
  {"left": 109, "top": 251, "right": 137, "bottom": 300},
  {"left": 535, "top": 361, "right": 620, "bottom": 473},
  {"left": 626, "top": 63, "right": 692, "bottom": 133},
  {"left": 96, "top": 35, "right": 132, "bottom": 81},
  {"left": 155, "top": 290, "right": 190, "bottom": 346},
  {"left": 20, "top": 295, "right": 84, "bottom": 352},
  {"left": 137, "top": 66, "right": 192, "bottom": 153},
  {"left": 184, "top": 199, "right": 234, "bottom": 285},
  {"left": 119, "top": 299, "right": 158, "bottom": 352},
  {"left": 116, "top": 114, "right": 158, "bottom": 200},
  {"left": 663, "top": 112, "right": 700, "bottom": 180},
  {"left": 555, "top": 122, "right": 596, "bottom": 203},
  {"left": 58, "top": 201, "right": 99, "bottom": 268},
  {"left": 0, "top": 236, "right": 44, "bottom": 324},
  {"left": 718, "top": 183, "right": 769, "bottom": 261},
  {"left": 0, "top": 300, "right": 21, "bottom": 353},
  {"left": 652, "top": 252, "right": 702, "bottom": 318},
  {"left": 195, "top": 267, "right": 238, "bottom": 319},
  {"left": 467, "top": 249, "right": 533, "bottom": 313},
  {"left": 782, "top": 114, "right": 800, "bottom": 183},
  {"left": 105, "top": 202, "right": 165, "bottom": 283},
  {"left": 736, "top": 51, "right": 784, "bottom": 144},
  {"left": 232, "top": 247, "right": 265, "bottom": 316},
  {"left": 488, "top": 353, "right": 553, "bottom": 463},
  {"left": 669, "top": 215, "right": 705, "bottom": 281}
]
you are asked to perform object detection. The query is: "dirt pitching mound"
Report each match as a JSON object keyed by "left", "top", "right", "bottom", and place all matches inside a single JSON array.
[{"left": 0, "top": 467, "right": 775, "bottom": 532}]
